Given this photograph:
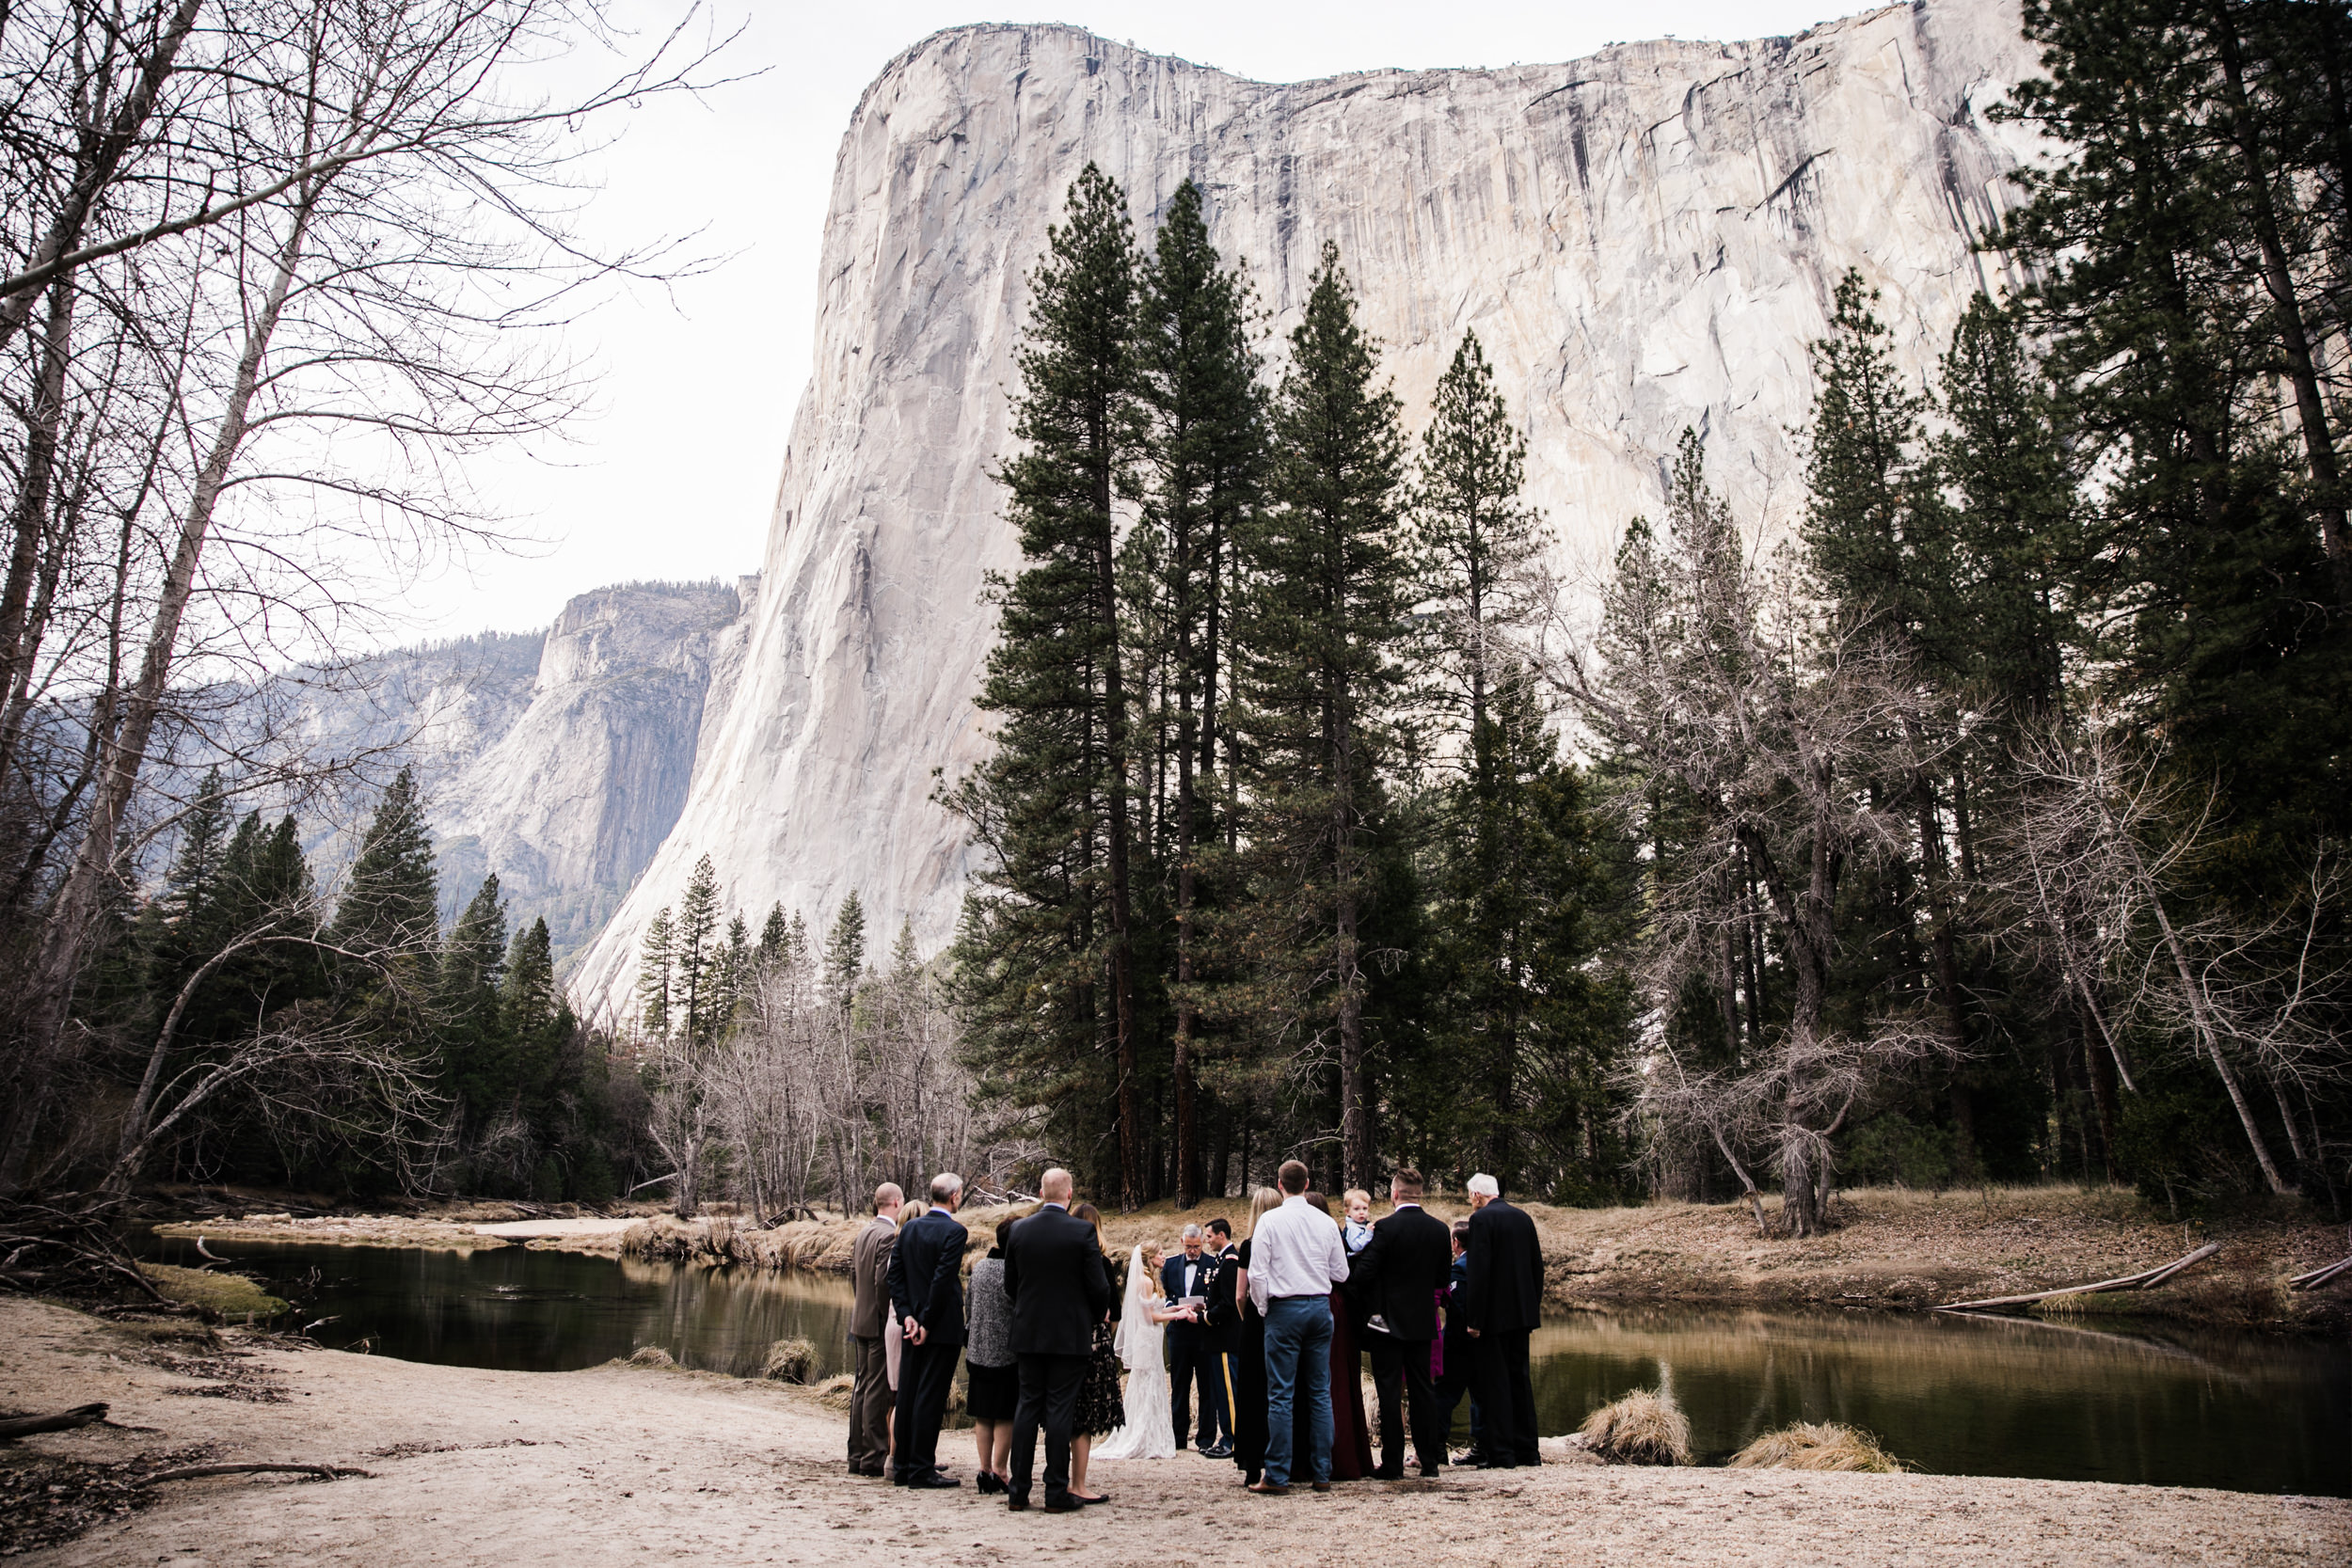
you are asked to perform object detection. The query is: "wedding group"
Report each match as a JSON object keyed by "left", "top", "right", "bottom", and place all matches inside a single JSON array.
[{"left": 844, "top": 1158, "right": 1545, "bottom": 1513}]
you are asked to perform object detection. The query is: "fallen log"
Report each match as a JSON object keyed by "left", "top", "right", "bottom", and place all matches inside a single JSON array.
[
  {"left": 2289, "top": 1255, "right": 2352, "bottom": 1291},
  {"left": 0, "top": 1402, "right": 109, "bottom": 1441},
  {"left": 136, "top": 1462, "right": 372, "bottom": 1487},
  {"left": 1937, "top": 1242, "right": 2224, "bottom": 1313}
]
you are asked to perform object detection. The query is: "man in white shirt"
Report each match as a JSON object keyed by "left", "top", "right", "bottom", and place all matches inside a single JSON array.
[{"left": 1246, "top": 1160, "right": 1350, "bottom": 1495}]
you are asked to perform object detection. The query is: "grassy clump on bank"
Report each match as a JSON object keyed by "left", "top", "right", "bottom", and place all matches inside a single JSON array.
[
  {"left": 1729, "top": 1422, "right": 1908, "bottom": 1473},
  {"left": 1578, "top": 1387, "right": 1692, "bottom": 1465},
  {"left": 138, "top": 1262, "right": 287, "bottom": 1319}
]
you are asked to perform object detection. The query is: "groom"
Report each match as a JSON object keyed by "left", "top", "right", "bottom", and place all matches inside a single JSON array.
[{"left": 1002, "top": 1167, "right": 1115, "bottom": 1513}]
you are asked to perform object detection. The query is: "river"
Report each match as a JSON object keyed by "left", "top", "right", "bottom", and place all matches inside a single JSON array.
[{"left": 138, "top": 1234, "right": 2348, "bottom": 1497}]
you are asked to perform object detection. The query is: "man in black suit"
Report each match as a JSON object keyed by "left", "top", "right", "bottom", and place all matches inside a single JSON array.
[
  {"left": 1001, "top": 1167, "right": 1115, "bottom": 1513},
  {"left": 885, "top": 1172, "right": 969, "bottom": 1488},
  {"left": 1458, "top": 1172, "right": 1542, "bottom": 1468},
  {"left": 1347, "top": 1167, "right": 1453, "bottom": 1478},
  {"left": 1162, "top": 1224, "right": 1226, "bottom": 1454}
]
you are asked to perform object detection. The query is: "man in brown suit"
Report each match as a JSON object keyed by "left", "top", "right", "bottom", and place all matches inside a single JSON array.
[{"left": 847, "top": 1181, "right": 903, "bottom": 1476}]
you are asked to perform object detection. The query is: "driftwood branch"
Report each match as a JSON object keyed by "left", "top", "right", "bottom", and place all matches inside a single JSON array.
[
  {"left": 0, "top": 1402, "right": 109, "bottom": 1440},
  {"left": 2289, "top": 1255, "right": 2352, "bottom": 1291},
  {"left": 136, "top": 1461, "right": 373, "bottom": 1487},
  {"left": 1936, "top": 1243, "right": 2224, "bottom": 1312}
]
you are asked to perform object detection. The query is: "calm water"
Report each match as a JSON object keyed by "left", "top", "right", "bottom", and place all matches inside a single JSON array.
[{"left": 140, "top": 1235, "right": 2348, "bottom": 1496}]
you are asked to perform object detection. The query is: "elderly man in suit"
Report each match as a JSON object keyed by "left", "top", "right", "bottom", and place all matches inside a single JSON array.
[
  {"left": 1458, "top": 1172, "right": 1543, "bottom": 1469},
  {"left": 1162, "top": 1224, "right": 1227, "bottom": 1455},
  {"left": 1348, "top": 1166, "right": 1453, "bottom": 1478},
  {"left": 1002, "top": 1167, "right": 1116, "bottom": 1513},
  {"left": 845, "top": 1181, "right": 902, "bottom": 1477},
  {"left": 886, "top": 1173, "right": 969, "bottom": 1489}
]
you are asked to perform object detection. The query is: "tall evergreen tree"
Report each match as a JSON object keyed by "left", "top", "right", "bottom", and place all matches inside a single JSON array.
[
  {"left": 1134, "top": 177, "right": 1265, "bottom": 1206},
  {"left": 674, "top": 854, "right": 723, "bottom": 1046},
  {"left": 334, "top": 768, "right": 439, "bottom": 958},
  {"left": 440, "top": 875, "right": 511, "bottom": 1145},
  {"left": 1420, "top": 664, "right": 1627, "bottom": 1195},
  {"left": 950, "top": 166, "right": 1151, "bottom": 1204},
  {"left": 636, "top": 906, "right": 674, "bottom": 1038},
  {"left": 823, "top": 890, "right": 866, "bottom": 1022},
  {"left": 1410, "top": 328, "right": 1547, "bottom": 754},
  {"left": 1235, "top": 241, "right": 1412, "bottom": 1188}
]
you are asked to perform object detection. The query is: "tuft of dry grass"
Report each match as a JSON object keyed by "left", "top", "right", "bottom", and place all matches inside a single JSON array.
[
  {"left": 626, "top": 1344, "right": 676, "bottom": 1370},
  {"left": 1728, "top": 1421, "right": 1908, "bottom": 1473},
  {"left": 138, "top": 1262, "right": 288, "bottom": 1320},
  {"left": 761, "top": 1337, "right": 818, "bottom": 1383},
  {"left": 814, "top": 1373, "right": 854, "bottom": 1410},
  {"left": 1577, "top": 1386, "right": 1692, "bottom": 1465}
]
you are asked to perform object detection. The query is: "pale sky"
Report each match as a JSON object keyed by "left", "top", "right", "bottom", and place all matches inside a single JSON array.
[{"left": 391, "top": 0, "right": 1879, "bottom": 644}]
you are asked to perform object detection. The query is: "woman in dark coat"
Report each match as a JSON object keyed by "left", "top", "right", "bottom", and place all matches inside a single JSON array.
[
  {"left": 1303, "top": 1191, "right": 1375, "bottom": 1482},
  {"left": 1068, "top": 1201, "right": 1121, "bottom": 1503},
  {"left": 1224, "top": 1186, "right": 1280, "bottom": 1486}
]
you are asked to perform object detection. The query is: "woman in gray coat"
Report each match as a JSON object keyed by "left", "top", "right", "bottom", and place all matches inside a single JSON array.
[{"left": 963, "top": 1213, "right": 1021, "bottom": 1495}]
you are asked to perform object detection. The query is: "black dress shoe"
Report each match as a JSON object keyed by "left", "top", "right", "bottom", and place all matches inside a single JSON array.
[
  {"left": 1006, "top": 1495, "right": 1030, "bottom": 1512},
  {"left": 1073, "top": 1492, "right": 1108, "bottom": 1505},
  {"left": 1043, "top": 1496, "right": 1082, "bottom": 1513},
  {"left": 904, "top": 1473, "right": 961, "bottom": 1490},
  {"left": 1418, "top": 1467, "right": 1440, "bottom": 1479},
  {"left": 1372, "top": 1466, "right": 1404, "bottom": 1481}
]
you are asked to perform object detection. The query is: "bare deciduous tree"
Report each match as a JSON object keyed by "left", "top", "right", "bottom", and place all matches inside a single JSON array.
[{"left": 1541, "top": 432, "right": 1953, "bottom": 1236}]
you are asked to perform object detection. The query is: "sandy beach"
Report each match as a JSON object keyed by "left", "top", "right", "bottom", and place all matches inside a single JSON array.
[{"left": 3, "top": 1295, "right": 2342, "bottom": 1566}]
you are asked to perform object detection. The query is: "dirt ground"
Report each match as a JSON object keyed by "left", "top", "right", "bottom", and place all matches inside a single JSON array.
[{"left": 3, "top": 1296, "right": 2342, "bottom": 1567}]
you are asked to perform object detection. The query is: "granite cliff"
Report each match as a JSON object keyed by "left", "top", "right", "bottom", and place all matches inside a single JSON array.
[
  {"left": 293, "top": 579, "right": 754, "bottom": 967},
  {"left": 548, "top": 0, "right": 2040, "bottom": 1016}
]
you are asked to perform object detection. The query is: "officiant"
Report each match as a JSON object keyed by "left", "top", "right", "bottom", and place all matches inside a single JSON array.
[{"left": 1162, "top": 1225, "right": 1228, "bottom": 1455}]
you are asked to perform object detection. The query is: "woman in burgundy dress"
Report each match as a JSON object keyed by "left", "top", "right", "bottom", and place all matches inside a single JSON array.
[{"left": 1302, "top": 1191, "right": 1375, "bottom": 1481}]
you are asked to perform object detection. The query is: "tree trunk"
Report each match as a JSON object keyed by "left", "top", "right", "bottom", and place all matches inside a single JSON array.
[
  {"left": 1, "top": 184, "right": 318, "bottom": 1196},
  {"left": 2212, "top": 1, "right": 2352, "bottom": 606}
]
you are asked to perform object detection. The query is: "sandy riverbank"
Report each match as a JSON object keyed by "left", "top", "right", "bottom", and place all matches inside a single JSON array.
[
  {"left": 149, "top": 1185, "right": 2349, "bottom": 1330},
  {"left": 3, "top": 1295, "right": 2341, "bottom": 1566}
]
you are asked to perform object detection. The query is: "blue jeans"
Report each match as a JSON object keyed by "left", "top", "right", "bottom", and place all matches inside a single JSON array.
[{"left": 1263, "top": 1295, "right": 1334, "bottom": 1487}]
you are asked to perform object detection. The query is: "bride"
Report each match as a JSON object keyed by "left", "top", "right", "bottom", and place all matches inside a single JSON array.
[{"left": 1093, "top": 1243, "right": 1200, "bottom": 1462}]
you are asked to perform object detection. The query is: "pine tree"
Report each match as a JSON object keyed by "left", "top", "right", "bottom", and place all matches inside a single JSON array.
[
  {"left": 673, "top": 854, "right": 723, "bottom": 1045},
  {"left": 949, "top": 166, "right": 1150, "bottom": 1204},
  {"left": 757, "top": 902, "right": 790, "bottom": 968},
  {"left": 335, "top": 768, "right": 439, "bottom": 958},
  {"left": 823, "top": 890, "right": 866, "bottom": 1021},
  {"left": 1235, "top": 241, "right": 1412, "bottom": 1188},
  {"left": 1801, "top": 270, "right": 1948, "bottom": 658},
  {"left": 440, "top": 876, "right": 511, "bottom": 1144},
  {"left": 1134, "top": 177, "right": 1265, "bottom": 1206},
  {"left": 1410, "top": 328, "right": 1548, "bottom": 757},
  {"left": 636, "top": 906, "right": 674, "bottom": 1038},
  {"left": 1421, "top": 664, "right": 1626, "bottom": 1195},
  {"left": 1932, "top": 293, "right": 2079, "bottom": 726}
]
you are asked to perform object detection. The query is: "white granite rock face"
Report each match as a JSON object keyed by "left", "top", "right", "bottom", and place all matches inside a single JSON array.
[
  {"left": 567, "top": 0, "right": 2041, "bottom": 1018},
  {"left": 294, "top": 579, "right": 751, "bottom": 965}
]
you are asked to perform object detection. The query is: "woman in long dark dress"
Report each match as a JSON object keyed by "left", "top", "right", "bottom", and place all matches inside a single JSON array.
[
  {"left": 1226, "top": 1185, "right": 1280, "bottom": 1486},
  {"left": 1303, "top": 1190, "right": 1375, "bottom": 1481},
  {"left": 1068, "top": 1201, "right": 1121, "bottom": 1504}
]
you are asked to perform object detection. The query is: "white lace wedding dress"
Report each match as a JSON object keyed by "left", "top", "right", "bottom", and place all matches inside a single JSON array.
[{"left": 1093, "top": 1244, "right": 1177, "bottom": 1461}]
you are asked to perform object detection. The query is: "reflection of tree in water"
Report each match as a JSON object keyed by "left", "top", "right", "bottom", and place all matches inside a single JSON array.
[{"left": 1521, "top": 1307, "right": 2344, "bottom": 1493}]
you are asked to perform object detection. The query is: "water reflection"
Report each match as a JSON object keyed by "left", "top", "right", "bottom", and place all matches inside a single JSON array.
[
  {"left": 142, "top": 1235, "right": 859, "bottom": 1381},
  {"left": 1527, "top": 1307, "right": 2348, "bottom": 1496},
  {"left": 139, "top": 1236, "right": 2348, "bottom": 1496}
]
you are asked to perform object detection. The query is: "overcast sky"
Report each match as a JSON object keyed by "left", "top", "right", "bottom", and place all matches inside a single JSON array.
[{"left": 391, "top": 0, "right": 1876, "bottom": 644}]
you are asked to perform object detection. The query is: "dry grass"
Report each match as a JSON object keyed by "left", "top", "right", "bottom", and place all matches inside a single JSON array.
[
  {"left": 138, "top": 1262, "right": 288, "bottom": 1320},
  {"left": 1577, "top": 1386, "right": 1692, "bottom": 1465},
  {"left": 813, "top": 1373, "right": 854, "bottom": 1410},
  {"left": 1728, "top": 1422, "right": 1909, "bottom": 1473},
  {"left": 625, "top": 1344, "right": 676, "bottom": 1369},
  {"left": 761, "top": 1337, "right": 818, "bottom": 1383}
]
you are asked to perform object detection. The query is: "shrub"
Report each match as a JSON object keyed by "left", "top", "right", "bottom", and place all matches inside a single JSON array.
[{"left": 1577, "top": 1386, "right": 1692, "bottom": 1465}]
